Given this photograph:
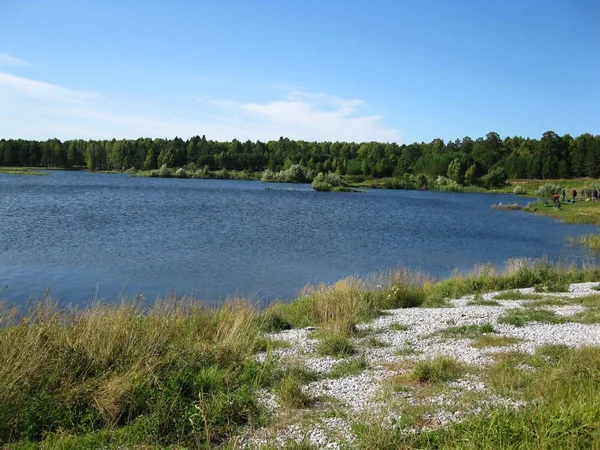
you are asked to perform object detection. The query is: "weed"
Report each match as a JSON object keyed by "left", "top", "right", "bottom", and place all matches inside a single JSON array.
[{"left": 389, "top": 323, "right": 409, "bottom": 331}]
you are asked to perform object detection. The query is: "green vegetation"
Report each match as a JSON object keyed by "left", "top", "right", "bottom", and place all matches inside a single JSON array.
[
  {"left": 432, "top": 323, "right": 495, "bottom": 339},
  {"left": 498, "top": 308, "right": 566, "bottom": 327},
  {"left": 411, "top": 357, "right": 466, "bottom": 383},
  {"left": 388, "top": 323, "right": 410, "bottom": 331},
  {"left": 493, "top": 290, "right": 544, "bottom": 300},
  {"left": 0, "top": 299, "right": 271, "bottom": 449},
  {"left": 327, "top": 355, "right": 369, "bottom": 379},
  {"left": 317, "top": 334, "right": 356, "bottom": 358},
  {"left": 3, "top": 131, "right": 599, "bottom": 191},
  {"left": 354, "top": 346, "right": 600, "bottom": 449},
  {"left": 470, "top": 335, "right": 521, "bottom": 348},
  {"left": 568, "top": 233, "right": 600, "bottom": 252},
  {"left": 2, "top": 258, "right": 600, "bottom": 448},
  {"left": 273, "top": 365, "right": 317, "bottom": 409},
  {"left": 0, "top": 166, "right": 46, "bottom": 175}
]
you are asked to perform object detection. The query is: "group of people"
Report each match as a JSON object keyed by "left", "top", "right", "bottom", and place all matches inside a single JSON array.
[{"left": 553, "top": 188, "right": 599, "bottom": 207}]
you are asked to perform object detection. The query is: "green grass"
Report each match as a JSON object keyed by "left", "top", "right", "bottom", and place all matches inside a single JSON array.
[
  {"left": 0, "top": 298, "right": 272, "bottom": 449},
  {"left": 363, "top": 336, "right": 389, "bottom": 348},
  {"left": 470, "top": 335, "right": 521, "bottom": 348},
  {"left": 466, "top": 298, "right": 501, "bottom": 306},
  {"left": 273, "top": 366, "right": 316, "bottom": 409},
  {"left": 568, "top": 233, "right": 600, "bottom": 252},
  {"left": 394, "top": 342, "right": 418, "bottom": 356},
  {"left": 493, "top": 290, "right": 544, "bottom": 300},
  {"left": 327, "top": 355, "right": 368, "bottom": 379},
  {"left": 433, "top": 323, "right": 495, "bottom": 339},
  {"left": 388, "top": 323, "right": 410, "bottom": 331},
  {"left": 353, "top": 345, "right": 600, "bottom": 449},
  {"left": 498, "top": 308, "right": 567, "bottom": 327},
  {"left": 0, "top": 166, "right": 47, "bottom": 176},
  {"left": 316, "top": 334, "right": 356, "bottom": 358},
  {"left": 3, "top": 259, "right": 600, "bottom": 448},
  {"left": 567, "top": 293, "right": 600, "bottom": 324},
  {"left": 411, "top": 357, "right": 466, "bottom": 383},
  {"left": 523, "top": 297, "right": 567, "bottom": 307}
]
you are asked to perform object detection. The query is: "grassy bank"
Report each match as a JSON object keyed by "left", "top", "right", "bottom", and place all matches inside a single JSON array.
[
  {"left": 1, "top": 258, "right": 600, "bottom": 448},
  {"left": 0, "top": 167, "right": 47, "bottom": 176}
]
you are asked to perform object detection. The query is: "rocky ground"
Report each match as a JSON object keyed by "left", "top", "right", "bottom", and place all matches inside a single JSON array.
[{"left": 242, "top": 282, "right": 600, "bottom": 449}]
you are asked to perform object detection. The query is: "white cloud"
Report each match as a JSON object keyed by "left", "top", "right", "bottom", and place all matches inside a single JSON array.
[
  {"left": 0, "top": 72, "right": 401, "bottom": 143},
  {"left": 0, "top": 72, "right": 100, "bottom": 104},
  {"left": 0, "top": 53, "right": 29, "bottom": 67}
]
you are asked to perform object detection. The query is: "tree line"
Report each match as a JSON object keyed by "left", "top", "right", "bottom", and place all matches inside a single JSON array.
[{"left": 1, "top": 131, "right": 600, "bottom": 182}]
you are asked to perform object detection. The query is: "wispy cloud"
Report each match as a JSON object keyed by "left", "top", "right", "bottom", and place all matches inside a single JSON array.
[
  {"left": 0, "top": 53, "right": 29, "bottom": 67},
  {"left": 0, "top": 72, "right": 100, "bottom": 104},
  {"left": 0, "top": 72, "right": 401, "bottom": 143}
]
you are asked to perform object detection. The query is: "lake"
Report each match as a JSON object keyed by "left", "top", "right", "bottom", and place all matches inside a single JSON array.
[{"left": 0, "top": 171, "right": 597, "bottom": 308}]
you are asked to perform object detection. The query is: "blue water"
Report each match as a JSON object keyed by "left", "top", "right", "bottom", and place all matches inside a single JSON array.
[{"left": 0, "top": 171, "right": 597, "bottom": 307}]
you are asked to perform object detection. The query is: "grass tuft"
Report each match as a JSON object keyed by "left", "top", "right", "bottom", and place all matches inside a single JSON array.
[
  {"left": 411, "top": 357, "right": 465, "bottom": 383},
  {"left": 470, "top": 335, "right": 521, "bottom": 348},
  {"left": 498, "top": 308, "right": 566, "bottom": 327},
  {"left": 494, "top": 290, "right": 544, "bottom": 300},
  {"left": 389, "top": 323, "right": 410, "bottom": 331},
  {"left": 327, "top": 355, "right": 369, "bottom": 379},
  {"left": 317, "top": 334, "right": 356, "bottom": 358},
  {"left": 433, "top": 323, "right": 495, "bottom": 338}
]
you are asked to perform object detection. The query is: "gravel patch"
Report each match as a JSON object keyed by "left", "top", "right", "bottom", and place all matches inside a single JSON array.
[{"left": 248, "top": 281, "right": 600, "bottom": 448}]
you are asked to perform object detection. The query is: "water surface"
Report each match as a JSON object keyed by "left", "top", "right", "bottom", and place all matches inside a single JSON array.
[{"left": 0, "top": 171, "right": 597, "bottom": 307}]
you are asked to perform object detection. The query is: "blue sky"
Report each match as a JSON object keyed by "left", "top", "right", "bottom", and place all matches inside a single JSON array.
[{"left": 0, "top": 0, "right": 598, "bottom": 143}]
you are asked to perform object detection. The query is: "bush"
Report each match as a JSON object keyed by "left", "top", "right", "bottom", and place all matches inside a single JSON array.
[
  {"left": 157, "top": 164, "right": 172, "bottom": 178},
  {"left": 311, "top": 172, "right": 344, "bottom": 191},
  {"left": 537, "top": 183, "right": 561, "bottom": 200},
  {"left": 261, "top": 164, "right": 308, "bottom": 183},
  {"left": 512, "top": 185, "right": 526, "bottom": 195},
  {"left": 479, "top": 168, "right": 508, "bottom": 189}
]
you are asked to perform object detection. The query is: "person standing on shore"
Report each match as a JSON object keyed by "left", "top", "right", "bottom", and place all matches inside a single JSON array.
[
  {"left": 562, "top": 189, "right": 566, "bottom": 202},
  {"left": 573, "top": 188, "right": 577, "bottom": 201}
]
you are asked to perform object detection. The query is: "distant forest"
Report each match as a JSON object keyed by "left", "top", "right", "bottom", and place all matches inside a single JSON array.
[{"left": 1, "top": 131, "right": 600, "bottom": 181}]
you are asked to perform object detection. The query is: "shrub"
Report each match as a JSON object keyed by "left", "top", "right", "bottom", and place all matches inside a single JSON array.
[
  {"left": 261, "top": 164, "right": 308, "bottom": 183},
  {"left": 311, "top": 172, "right": 344, "bottom": 191},
  {"left": 479, "top": 168, "right": 508, "bottom": 189},
  {"left": 157, "top": 164, "right": 172, "bottom": 177},
  {"left": 537, "top": 183, "right": 562, "bottom": 200},
  {"left": 512, "top": 185, "right": 526, "bottom": 195}
]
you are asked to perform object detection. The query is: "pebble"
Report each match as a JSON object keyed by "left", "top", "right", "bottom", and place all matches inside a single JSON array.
[{"left": 245, "top": 282, "right": 600, "bottom": 448}]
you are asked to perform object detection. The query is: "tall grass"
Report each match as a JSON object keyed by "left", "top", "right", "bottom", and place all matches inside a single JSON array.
[
  {"left": 0, "top": 297, "right": 270, "bottom": 448},
  {"left": 2, "top": 257, "right": 599, "bottom": 447},
  {"left": 568, "top": 233, "right": 600, "bottom": 252}
]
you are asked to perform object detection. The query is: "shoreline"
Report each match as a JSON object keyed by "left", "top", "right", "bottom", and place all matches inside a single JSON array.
[{"left": 2, "top": 259, "right": 600, "bottom": 448}]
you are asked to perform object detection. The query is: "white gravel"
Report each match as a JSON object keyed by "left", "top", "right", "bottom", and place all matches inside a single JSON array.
[{"left": 244, "top": 281, "right": 600, "bottom": 448}]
